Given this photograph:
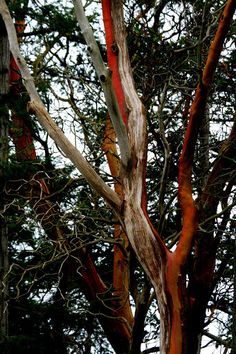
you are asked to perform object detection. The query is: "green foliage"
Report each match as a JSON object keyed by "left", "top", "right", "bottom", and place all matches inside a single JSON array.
[{"left": 0, "top": 0, "right": 235, "bottom": 353}]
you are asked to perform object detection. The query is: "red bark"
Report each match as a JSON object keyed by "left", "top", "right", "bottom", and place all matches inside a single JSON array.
[
  {"left": 3, "top": 0, "right": 235, "bottom": 352},
  {"left": 176, "top": 0, "right": 235, "bottom": 275},
  {"left": 165, "top": 1, "right": 236, "bottom": 352},
  {"left": 8, "top": 17, "right": 132, "bottom": 354},
  {"left": 186, "top": 114, "right": 236, "bottom": 351},
  {"left": 101, "top": 2, "right": 171, "bottom": 352},
  {"left": 101, "top": 0, "right": 128, "bottom": 125},
  {"left": 102, "top": 115, "right": 134, "bottom": 328}
]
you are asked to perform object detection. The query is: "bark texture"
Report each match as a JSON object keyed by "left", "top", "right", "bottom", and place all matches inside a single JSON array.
[
  {"left": 4, "top": 12, "right": 133, "bottom": 354},
  {"left": 0, "top": 0, "right": 235, "bottom": 353}
]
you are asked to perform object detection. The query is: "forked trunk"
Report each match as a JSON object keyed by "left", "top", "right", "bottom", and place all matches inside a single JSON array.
[{"left": 0, "top": 0, "right": 235, "bottom": 352}]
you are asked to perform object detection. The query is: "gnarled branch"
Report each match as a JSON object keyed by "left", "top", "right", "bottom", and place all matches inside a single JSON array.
[
  {"left": 73, "top": 0, "right": 131, "bottom": 168},
  {"left": 0, "top": 0, "right": 122, "bottom": 211}
]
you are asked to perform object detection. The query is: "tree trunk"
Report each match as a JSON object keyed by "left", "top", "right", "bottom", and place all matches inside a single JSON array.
[
  {"left": 101, "top": 0, "right": 236, "bottom": 353},
  {"left": 5, "top": 14, "right": 133, "bottom": 354},
  {"left": 0, "top": 14, "right": 9, "bottom": 342},
  {"left": 0, "top": 0, "right": 235, "bottom": 353}
]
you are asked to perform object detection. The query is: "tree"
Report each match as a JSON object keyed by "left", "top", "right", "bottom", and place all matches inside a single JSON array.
[
  {"left": 0, "top": 0, "right": 235, "bottom": 353},
  {"left": 0, "top": 13, "right": 10, "bottom": 344}
]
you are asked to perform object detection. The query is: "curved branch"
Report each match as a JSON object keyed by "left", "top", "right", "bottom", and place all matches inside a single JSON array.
[
  {"left": 199, "top": 114, "right": 236, "bottom": 213},
  {"left": 101, "top": 0, "right": 128, "bottom": 126},
  {"left": 0, "top": 0, "right": 122, "bottom": 211},
  {"left": 202, "top": 330, "right": 231, "bottom": 348},
  {"left": 73, "top": 0, "right": 131, "bottom": 168},
  {"left": 104, "top": 2, "right": 171, "bottom": 352},
  {"left": 157, "top": 82, "right": 171, "bottom": 216},
  {"left": 176, "top": 0, "right": 236, "bottom": 264}
]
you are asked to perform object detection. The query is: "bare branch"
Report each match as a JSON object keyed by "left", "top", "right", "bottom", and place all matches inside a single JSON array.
[
  {"left": 0, "top": 0, "right": 122, "bottom": 211},
  {"left": 202, "top": 330, "right": 231, "bottom": 348},
  {"left": 157, "top": 81, "right": 171, "bottom": 216},
  {"left": 176, "top": 0, "right": 236, "bottom": 264},
  {"left": 199, "top": 114, "right": 236, "bottom": 215},
  {"left": 142, "top": 346, "right": 160, "bottom": 354},
  {"left": 73, "top": 0, "right": 131, "bottom": 168}
]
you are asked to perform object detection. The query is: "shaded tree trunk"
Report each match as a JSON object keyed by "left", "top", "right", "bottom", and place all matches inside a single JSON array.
[
  {"left": 0, "top": 0, "right": 235, "bottom": 353},
  {"left": 101, "top": 1, "right": 236, "bottom": 353},
  {"left": 0, "top": 14, "right": 10, "bottom": 343},
  {"left": 4, "top": 13, "right": 133, "bottom": 354}
]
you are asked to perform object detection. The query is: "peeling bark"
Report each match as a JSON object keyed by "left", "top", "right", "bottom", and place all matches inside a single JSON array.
[
  {"left": 74, "top": 0, "right": 131, "bottom": 167},
  {"left": 0, "top": 0, "right": 235, "bottom": 352},
  {"left": 103, "top": 2, "right": 171, "bottom": 352},
  {"left": 102, "top": 115, "right": 133, "bottom": 330},
  {"left": 101, "top": 0, "right": 128, "bottom": 126},
  {"left": 5, "top": 14, "right": 133, "bottom": 354},
  {"left": 0, "top": 0, "right": 122, "bottom": 211}
]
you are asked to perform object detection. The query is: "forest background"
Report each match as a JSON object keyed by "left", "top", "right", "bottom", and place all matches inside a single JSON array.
[{"left": 0, "top": 0, "right": 235, "bottom": 353}]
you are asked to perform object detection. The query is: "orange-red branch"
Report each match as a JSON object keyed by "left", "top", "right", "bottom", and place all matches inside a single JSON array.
[
  {"left": 6, "top": 11, "right": 132, "bottom": 352},
  {"left": 177, "top": 0, "right": 235, "bottom": 264},
  {"left": 102, "top": 114, "right": 120, "bottom": 179},
  {"left": 101, "top": 0, "right": 128, "bottom": 125},
  {"left": 102, "top": 116, "right": 133, "bottom": 327}
]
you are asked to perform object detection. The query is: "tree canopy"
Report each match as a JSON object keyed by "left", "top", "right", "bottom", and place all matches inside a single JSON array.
[{"left": 0, "top": 0, "right": 235, "bottom": 353}]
